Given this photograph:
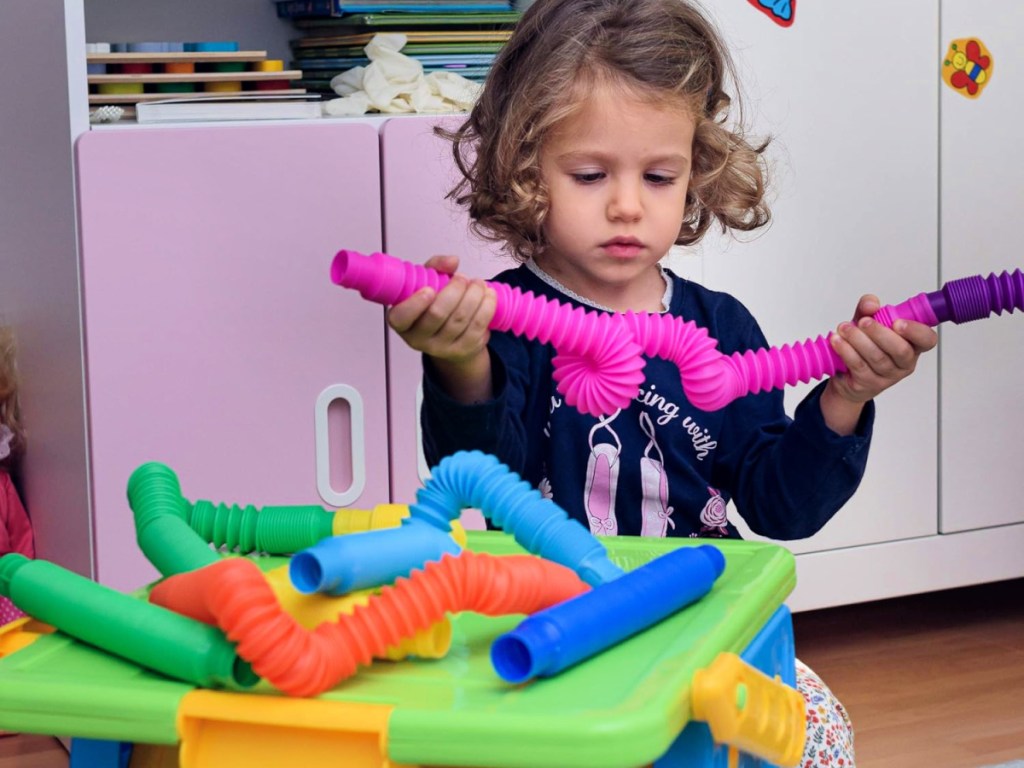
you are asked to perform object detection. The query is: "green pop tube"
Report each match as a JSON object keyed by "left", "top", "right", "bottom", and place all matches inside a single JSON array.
[
  {"left": 128, "top": 461, "right": 412, "bottom": 567},
  {"left": 127, "top": 462, "right": 221, "bottom": 577},
  {"left": 0, "top": 554, "right": 256, "bottom": 689}
]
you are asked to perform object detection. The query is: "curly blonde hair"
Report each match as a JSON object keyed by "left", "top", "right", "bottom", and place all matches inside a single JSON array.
[
  {"left": 0, "top": 327, "right": 24, "bottom": 470},
  {"left": 440, "top": 0, "right": 771, "bottom": 262}
]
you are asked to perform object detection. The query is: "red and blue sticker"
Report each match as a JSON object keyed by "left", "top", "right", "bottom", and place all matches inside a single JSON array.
[
  {"left": 748, "top": 0, "right": 795, "bottom": 28},
  {"left": 942, "top": 38, "right": 994, "bottom": 99}
]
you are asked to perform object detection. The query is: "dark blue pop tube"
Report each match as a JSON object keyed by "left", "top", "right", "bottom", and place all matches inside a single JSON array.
[{"left": 490, "top": 544, "right": 726, "bottom": 683}]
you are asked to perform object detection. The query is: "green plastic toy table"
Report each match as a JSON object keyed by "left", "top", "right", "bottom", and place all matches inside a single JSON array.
[{"left": 0, "top": 531, "right": 796, "bottom": 768}]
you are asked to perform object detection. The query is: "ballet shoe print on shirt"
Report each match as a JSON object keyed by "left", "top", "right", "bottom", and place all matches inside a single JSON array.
[
  {"left": 584, "top": 412, "right": 621, "bottom": 536},
  {"left": 698, "top": 487, "right": 730, "bottom": 538},
  {"left": 639, "top": 411, "right": 675, "bottom": 537}
]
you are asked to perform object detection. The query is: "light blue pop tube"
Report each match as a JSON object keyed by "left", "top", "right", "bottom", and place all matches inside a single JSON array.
[
  {"left": 490, "top": 544, "right": 726, "bottom": 683},
  {"left": 289, "top": 450, "right": 623, "bottom": 595},
  {"left": 415, "top": 451, "right": 623, "bottom": 587},
  {"left": 289, "top": 518, "right": 459, "bottom": 594}
]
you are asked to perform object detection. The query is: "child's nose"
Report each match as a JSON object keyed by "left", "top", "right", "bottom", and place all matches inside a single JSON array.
[{"left": 607, "top": 180, "right": 643, "bottom": 222}]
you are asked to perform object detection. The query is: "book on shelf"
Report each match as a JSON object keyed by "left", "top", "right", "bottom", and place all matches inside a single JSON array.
[
  {"left": 276, "top": 0, "right": 513, "bottom": 18},
  {"left": 135, "top": 94, "right": 323, "bottom": 124},
  {"left": 293, "top": 10, "right": 521, "bottom": 28},
  {"left": 292, "top": 29, "right": 512, "bottom": 48}
]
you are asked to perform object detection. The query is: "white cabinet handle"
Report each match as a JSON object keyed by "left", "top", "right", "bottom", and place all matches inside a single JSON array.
[{"left": 315, "top": 384, "right": 366, "bottom": 507}]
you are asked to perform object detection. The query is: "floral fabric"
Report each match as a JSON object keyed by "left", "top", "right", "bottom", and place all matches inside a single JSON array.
[{"left": 797, "top": 659, "right": 855, "bottom": 767}]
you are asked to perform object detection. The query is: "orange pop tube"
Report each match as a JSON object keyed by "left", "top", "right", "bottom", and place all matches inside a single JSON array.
[
  {"left": 149, "top": 552, "right": 588, "bottom": 697},
  {"left": 263, "top": 564, "right": 452, "bottom": 661}
]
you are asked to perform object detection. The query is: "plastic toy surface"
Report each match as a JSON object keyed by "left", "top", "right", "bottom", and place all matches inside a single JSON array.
[
  {"left": 331, "top": 249, "right": 1024, "bottom": 417},
  {"left": 0, "top": 451, "right": 806, "bottom": 765}
]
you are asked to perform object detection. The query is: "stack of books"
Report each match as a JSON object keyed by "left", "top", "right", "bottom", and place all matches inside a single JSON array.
[
  {"left": 275, "top": 1, "right": 520, "bottom": 95},
  {"left": 86, "top": 43, "right": 312, "bottom": 120}
]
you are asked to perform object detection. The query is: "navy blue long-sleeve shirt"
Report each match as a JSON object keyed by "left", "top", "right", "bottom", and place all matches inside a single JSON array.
[{"left": 422, "top": 264, "right": 873, "bottom": 541}]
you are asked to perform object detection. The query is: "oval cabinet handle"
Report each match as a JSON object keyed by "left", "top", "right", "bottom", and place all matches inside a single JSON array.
[{"left": 315, "top": 383, "right": 366, "bottom": 507}]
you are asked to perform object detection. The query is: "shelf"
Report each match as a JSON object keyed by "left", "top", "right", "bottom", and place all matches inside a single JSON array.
[
  {"left": 88, "top": 89, "right": 308, "bottom": 105},
  {"left": 87, "top": 51, "right": 271, "bottom": 64},
  {"left": 89, "top": 71, "right": 303, "bottom": 85}
]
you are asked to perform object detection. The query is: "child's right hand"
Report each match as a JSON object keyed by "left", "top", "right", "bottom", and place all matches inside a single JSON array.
[{"left": 386, "top": 255, "right": 497, "bottom": 403}]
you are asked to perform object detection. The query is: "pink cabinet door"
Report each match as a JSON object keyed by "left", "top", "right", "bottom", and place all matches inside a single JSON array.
[
  {"left": 380, "top": 115, "right": 508, "bottom": 510},
  {"left": 77, "top": 123, "right": 387, "bottom": 590}
]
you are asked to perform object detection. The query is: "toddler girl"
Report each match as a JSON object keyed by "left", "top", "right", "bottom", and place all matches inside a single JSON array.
[{"left": 387, "top": 0, "right": 938, "bottom": 763}]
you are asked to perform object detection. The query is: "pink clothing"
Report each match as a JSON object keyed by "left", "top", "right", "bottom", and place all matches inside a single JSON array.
[{"left": 0, "top": 471, "right": 34, "bottom": 625}]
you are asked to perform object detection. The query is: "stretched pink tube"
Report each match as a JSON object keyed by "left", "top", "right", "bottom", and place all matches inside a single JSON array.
[
  {"left": 331, "top": 250, "right": 1021, "bottom": 413},
  {"left": 149, "top": 551, "right": 588, "bottom": 697},
  {"left": 330, "top": 249, "right": 646, "bottom": 416}
]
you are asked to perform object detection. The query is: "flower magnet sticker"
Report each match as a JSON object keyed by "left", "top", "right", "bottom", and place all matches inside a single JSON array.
[{"left": 942, "top": 38, "right": 994, "bottom": 99}]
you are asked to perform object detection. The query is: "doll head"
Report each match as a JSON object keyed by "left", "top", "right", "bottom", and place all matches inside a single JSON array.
[{"left": 0, "top": 327, "right": 25, "bottom": 470}]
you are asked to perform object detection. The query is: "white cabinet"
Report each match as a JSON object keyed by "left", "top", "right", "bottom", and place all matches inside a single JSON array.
[
  {"left": 686, "top": 1, "right": 940, "bottom": 555},
  {"left": 939, "top": 1, "right": 1024, "bottom": 533}
]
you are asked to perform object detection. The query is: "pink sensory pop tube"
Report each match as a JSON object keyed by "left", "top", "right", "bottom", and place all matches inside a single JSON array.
[
  {"left": 331, "top": 249, "right": 1023, "bottom": 414},
  {"left": 331, "top": 250, "right": 646, "bottom": 417}
]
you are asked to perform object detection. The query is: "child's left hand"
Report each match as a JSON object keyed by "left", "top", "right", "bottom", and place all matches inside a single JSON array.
[{"left": 821, "top": 294, "right": 938, "bottom": 434}]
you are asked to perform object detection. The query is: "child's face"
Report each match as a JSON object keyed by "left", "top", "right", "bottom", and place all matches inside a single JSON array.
[{"left": 537, "top": 81, "right": 695, "bottom": 312}]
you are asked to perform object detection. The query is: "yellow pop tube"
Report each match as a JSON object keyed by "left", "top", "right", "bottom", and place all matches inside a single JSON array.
[
  {"left": 690, "top": 652, "right": 806, "bottom": 767},
  {"left": 334, "top": 504, "right": 468, "bottom": 549},
  {"left": 263, "top": 564, "right": 451, "bottom": 661}
]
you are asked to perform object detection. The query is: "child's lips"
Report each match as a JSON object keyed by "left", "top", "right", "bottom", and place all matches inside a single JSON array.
[{"left": 601, "top": 239, "right": 644, "bottom": 258}]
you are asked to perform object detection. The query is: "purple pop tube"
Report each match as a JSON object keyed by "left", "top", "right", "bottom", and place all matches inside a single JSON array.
[
  {"left": 490, "top": 544, "right": 726, "bottom": 683},
  {"left": 727, "top": 269, "right": 1024, "bottom": 390},
  {"left": 874, "top": 270, "right": 1024, "bottom": 327}
]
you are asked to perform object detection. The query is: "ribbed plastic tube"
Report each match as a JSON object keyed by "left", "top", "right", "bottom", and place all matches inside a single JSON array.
[
  {"left": 723, "top": 336, "right": 841, "bottom": 403},
  {"left": 132, "top": 461, "right": 420, "bottom": 559},
  {"left": 621, "top": 312, "right": 733, "bottom": 411},
  {"left": 331, "top": 249, "right": 645, "bottom": 417},
  {"left": 129, "top": 462, "right": 465, "bottom": 595},
  {"left": 263, "top": 564, "right": 453, "bottom": 661},
  {"left": 751, "top": 269, "right": 1024, "bottom": 390},
  {"left": 128, "top": 462, "right": 221, "bottom": 577},
  {"left": 414, "top": 451, "right": 623, "bottom": 587},
  {"left": 150, "top": 551, "right": 589, "bottom": 697},
  {"left": 290, "top": 517, "right": 460, "bottom": 595},
  {"left": 290, "top": 450, "right": 623, "bottom": 596},
  {"left": 330, "top": 249, "right": 1023, "bottom": 414},
  {"left": 188, "top": 499, "right": 336, "bottom": 556},
  {"left": 0, "top": 553, "right": 255, "bottom": 689},
  {"left": 490, "top": 544, "right": 725, "bottom": 683},
  {"left": 875, "top": 269, "right": 1024, "bottom": 326}
]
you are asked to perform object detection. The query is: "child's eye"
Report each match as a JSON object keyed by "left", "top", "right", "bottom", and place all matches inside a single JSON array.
[
  {"left": 645, "top": 173, "right": 676, "bottom": 185},
  {"left": 571, "top": 172, "right": 605, "bottom": 184}
]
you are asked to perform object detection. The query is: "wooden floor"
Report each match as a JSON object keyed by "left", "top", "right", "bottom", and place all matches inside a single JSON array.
[
  {"left": 0, "top": 734, "right": 67, "bottom": 768},
  {"left": 794, "top": 577, "right": 1024, "bottom": 768},
  {"left": 2, "top": 578, "right": 1023, "bottom": 768}
]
